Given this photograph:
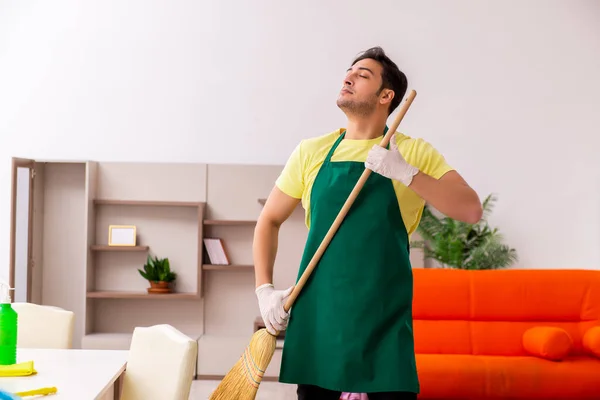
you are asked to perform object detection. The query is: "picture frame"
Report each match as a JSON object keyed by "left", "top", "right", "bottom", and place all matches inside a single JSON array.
[{"left": 108, "top": 225, "right": 137, "bottom": 246}]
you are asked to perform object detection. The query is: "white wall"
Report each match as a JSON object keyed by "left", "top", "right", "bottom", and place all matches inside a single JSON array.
[{"left": 1, "top": 0, "right": 600, "bottom": 285}]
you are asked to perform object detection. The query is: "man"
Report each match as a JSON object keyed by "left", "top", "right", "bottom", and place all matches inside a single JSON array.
[{"left": 253, "top": 47, "right": 482, "bottom": 400}]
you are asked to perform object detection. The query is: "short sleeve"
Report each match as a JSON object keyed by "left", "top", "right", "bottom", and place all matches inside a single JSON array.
[
  {"left": 275, "top": 141, "right": 305, "bottom": 199},
  {"left": 405, "top": 138, "right": 454, "bottom": 179}
]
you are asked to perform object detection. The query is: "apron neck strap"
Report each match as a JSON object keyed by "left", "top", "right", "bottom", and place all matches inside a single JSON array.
[
  {"left": 324, "top": 130, "right": 346, "bottom": 163},
  {"left": 324, "top": 126, "right": 391, "bottom": 164}
]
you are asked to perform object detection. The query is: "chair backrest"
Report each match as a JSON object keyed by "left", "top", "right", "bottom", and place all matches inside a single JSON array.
[
  {"left": 120, "top": 324, "right": 197, "bottom": 400},
  {"left": 11, "top": 302, "right": 74, "bottom": 349}
]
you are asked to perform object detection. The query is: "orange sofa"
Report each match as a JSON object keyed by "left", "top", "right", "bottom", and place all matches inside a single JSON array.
[{"left": 411, "top": 268, "right": 600, "bottom": 399}]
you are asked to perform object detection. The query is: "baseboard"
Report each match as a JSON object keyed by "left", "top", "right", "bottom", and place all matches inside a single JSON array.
[{"left": 196, "top": 374, "right": 280, "bottom": 382}]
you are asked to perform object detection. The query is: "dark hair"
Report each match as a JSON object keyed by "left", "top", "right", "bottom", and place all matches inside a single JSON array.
[{"left": 352, "top": 46, "right": 408, "bottom": 115}]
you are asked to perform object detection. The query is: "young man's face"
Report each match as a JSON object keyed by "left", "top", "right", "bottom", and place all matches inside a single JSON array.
[{"left": 336, "top": 58, "right": 391, "bottom": 117}]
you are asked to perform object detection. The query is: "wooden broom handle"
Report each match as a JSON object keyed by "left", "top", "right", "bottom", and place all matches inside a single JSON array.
[{"left": 284, "top": 89, "right": 417, "bottom": 312}]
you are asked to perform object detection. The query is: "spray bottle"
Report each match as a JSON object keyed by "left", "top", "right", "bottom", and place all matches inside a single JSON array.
[{"left": 0, "top": 280, "right": 17, "bottom": 365}]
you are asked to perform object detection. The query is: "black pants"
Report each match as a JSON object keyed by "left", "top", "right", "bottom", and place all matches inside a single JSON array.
[{"left": 297, "top": 384, "right": 417, "bottom": 400}]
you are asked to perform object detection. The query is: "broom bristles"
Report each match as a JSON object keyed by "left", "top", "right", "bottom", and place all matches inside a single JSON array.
[{"left": 209, "top": 328, "right": 277, "bottom": 400}]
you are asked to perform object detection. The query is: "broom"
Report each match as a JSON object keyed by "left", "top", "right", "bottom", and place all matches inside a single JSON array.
[{"left": 208, "top": 89, "right": 418, "bottom": 400}]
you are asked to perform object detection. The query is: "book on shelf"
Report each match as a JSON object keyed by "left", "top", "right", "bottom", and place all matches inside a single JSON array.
[{"left": 203, "top": 238, "right": 230, "bottom": 265}]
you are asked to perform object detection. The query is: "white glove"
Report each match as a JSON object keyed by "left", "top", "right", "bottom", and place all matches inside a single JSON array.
[
  {"left": 255, "top": 283, "right": 294, "bottom": 335},
  {"left": 365, "top": 133, "right": 419, "bottom": 186}
]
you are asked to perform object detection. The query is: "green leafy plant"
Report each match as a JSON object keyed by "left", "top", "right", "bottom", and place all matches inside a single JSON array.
[
  {"left": 138, "top": 254, "right": 177, "bottom": 282},
  {"left": 411, "top": 193, "right": 518, "bottom": 270}
]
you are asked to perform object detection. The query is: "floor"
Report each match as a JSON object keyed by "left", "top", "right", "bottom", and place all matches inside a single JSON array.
[{"left": 190, "top": 379, "right": 298, "bottom": 399}]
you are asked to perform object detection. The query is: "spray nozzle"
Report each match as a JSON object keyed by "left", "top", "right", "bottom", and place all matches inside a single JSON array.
[{"left": 0, "top": 280, "right": 15, "bottom": 304}]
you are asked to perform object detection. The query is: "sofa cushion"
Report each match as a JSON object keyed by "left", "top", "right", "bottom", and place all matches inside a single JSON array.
[
  {"left": 413, "top": 269, "right": 600, "bottom": 322},
  {"left": 416, "top": 353, "right": 600, "bottom": 399},
  {"left": 467, "top": 270, "right": 600, "bottom": 321},
  {"left": 583, "top": 326, "right": 600, "bottom": 358},
  {"left": 522, "top": 326, "right": 573, "bottom": 361}
]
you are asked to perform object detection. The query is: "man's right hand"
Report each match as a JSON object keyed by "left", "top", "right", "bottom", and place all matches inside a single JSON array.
[{"left": 255, "top": 283, "right": 294, "bottom": 335}]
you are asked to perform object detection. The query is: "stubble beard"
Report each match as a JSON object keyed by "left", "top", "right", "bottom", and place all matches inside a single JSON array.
[{"left": 336, "top": 94, "right": 378, "bottom": 118}]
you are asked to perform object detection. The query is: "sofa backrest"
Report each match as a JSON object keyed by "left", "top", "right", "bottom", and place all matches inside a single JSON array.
[{"left": 411, "top": 268, "right": 600, "bottom": 356}]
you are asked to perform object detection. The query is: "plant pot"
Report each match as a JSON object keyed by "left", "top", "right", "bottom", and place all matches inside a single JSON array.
[{"left": 147, "top": 280, "right": 171, "bottom": 294}]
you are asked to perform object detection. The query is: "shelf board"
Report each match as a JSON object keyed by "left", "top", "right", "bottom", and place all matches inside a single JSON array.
[
  {"left": 202, "top": 264, "right": 253, "bottom": 271},
  {"left": 94, "top": 199, "right": 205, "bottom": 207},
  {"left": 203, "top": 219, "right": 256, "bottom": 226},
  {"left": 86, "top": 291, "right": 200, "bottom": 300},
  {"left": 90, "top": 245, "right": 149, "bottom": 252}
]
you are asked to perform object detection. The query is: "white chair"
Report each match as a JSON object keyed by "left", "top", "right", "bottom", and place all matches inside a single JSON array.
[
  {"left": 120, "top": 324, "right": 197, "bottom": 400},
  {"left": 11, "top": 302, "right": 74, "bottom": 349}
]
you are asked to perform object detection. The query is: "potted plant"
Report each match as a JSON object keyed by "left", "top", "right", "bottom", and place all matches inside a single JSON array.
[
  {"left": 411, "top": 193, "right": 518, "bottom": 270},
  {"left": 138, "top": 254, "right": 177, "bottom": 293}
]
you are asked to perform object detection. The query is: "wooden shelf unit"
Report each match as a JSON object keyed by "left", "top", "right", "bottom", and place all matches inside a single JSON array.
[
  {"left": 81, "top": 163, "right": 209, "bottom": 351},
  {"left": 10, "top": 159, "right": 312, "bottom": 379},
  {"left": 90, "top": 199, "right": 206, "bottom": 297}
]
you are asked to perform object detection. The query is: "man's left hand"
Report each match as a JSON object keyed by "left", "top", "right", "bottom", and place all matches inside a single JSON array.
[{"left": 365, "top": 133, "right": 419, "bottom": 186}]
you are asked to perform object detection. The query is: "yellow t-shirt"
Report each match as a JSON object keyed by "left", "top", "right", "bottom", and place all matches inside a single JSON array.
[{"left": 276, "top": 128, "right": 454, "bottom": 237}]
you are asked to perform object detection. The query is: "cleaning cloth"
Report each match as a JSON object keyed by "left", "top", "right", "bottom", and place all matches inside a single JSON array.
[{"left": 0, "top": 361, "right": 36, "bottom": 377}]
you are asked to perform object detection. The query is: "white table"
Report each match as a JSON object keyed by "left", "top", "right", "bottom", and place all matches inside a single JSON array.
[{"left": 0, "top": 348, "right": 128, "bottom": 399}]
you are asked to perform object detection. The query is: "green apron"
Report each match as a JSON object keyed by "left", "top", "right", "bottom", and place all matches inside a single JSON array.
[{"left": 279, "top": 129, "right": 419, "bottom": 394}]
